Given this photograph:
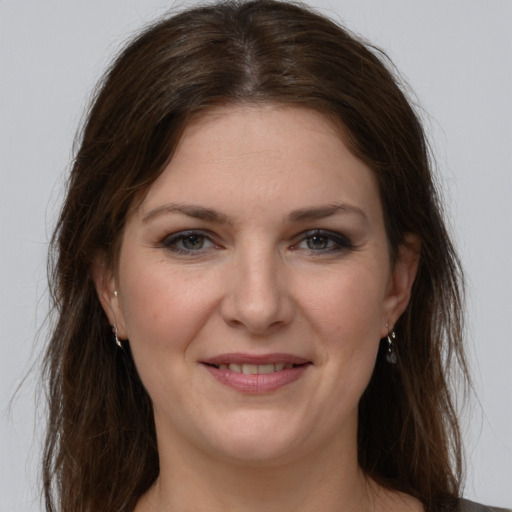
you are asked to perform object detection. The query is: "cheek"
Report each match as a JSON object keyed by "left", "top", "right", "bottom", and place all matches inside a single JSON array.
[
  {"left": 119, "top": 258, "right": 220, "bottom": 358},
  {"left": 304, "top": 268, "right": 386, "bottom": 343},
  {"left": 332, "top": 286, "right": 383, "bottom": 383},
  {"left": 302, "top": 267, "right": 386, "bottom": 393},
  {"left": 117, "top": 262, "right": 222, "bottom": 412}
]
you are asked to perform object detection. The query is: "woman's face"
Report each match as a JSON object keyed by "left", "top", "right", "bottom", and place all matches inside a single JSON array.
[{"left": 97, "top": 105, "right": 417, "bottom": 464}]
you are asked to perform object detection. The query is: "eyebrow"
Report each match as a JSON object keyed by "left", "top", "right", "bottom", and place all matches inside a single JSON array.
[
  {"left": 142, "top": 202, "right": 367, "bottom": 224},
  {"left": 143, "top": 203, "right": 231, "bottom": 224},
  {"left": 288, "top": 203, "right": 368, "bottom": 223}
]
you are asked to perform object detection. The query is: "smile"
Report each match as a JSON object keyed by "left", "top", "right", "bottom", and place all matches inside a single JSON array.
[
  {"left": 212, "top": 362, "right": 297, "bottom": 374},
  {"left": 201, "top": 354, "right": 312, "bottom": 393}
]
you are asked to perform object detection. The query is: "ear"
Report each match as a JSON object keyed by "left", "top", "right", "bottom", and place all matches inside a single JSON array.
[
  {"left": 91, "top": 253, "right": 128, "bottom": 339},
  {"left": 380, "top": 233, "right": 420, "bottom": 337}
]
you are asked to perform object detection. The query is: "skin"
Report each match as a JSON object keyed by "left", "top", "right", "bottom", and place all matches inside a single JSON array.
[{"left": 95, "top": 105, "right": 422, "bottom": 512}]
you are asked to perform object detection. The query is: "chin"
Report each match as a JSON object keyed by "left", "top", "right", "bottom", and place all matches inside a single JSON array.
[
  {"left": 198, "top": 410, "right": 316, "bottom": 465},
  {"left": 214, "top": 436, "right": 303, "bottom": 466}
]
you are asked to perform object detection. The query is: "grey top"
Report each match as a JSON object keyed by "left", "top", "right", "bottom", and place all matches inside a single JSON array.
[{"left": 458, "top": 499, "right": 512, "bottom": 512}]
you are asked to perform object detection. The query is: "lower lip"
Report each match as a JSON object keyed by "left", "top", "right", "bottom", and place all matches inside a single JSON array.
[{"left": 202, "top": 364, "right": 311, "bottom": 393}]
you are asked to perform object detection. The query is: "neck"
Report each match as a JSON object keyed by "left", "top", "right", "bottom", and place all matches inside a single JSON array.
[{"left": 138, "top": 429, "right": 375, "bottom": 512}]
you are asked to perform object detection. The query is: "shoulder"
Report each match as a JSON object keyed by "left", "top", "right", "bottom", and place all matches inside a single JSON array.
[{"left": 457, "top": 499, "right": 512, "bottom": 512}]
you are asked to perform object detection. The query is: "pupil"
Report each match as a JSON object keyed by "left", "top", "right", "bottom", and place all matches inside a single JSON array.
[
  {"left": 183, "top": 235, "right": 204, "bottom": 250},
  {"left": 307, "top": 235, "right": 328, "bottom": 250}
]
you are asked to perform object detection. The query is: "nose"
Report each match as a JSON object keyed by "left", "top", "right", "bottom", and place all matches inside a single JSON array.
[{"left": 220, "top": 244, "right": 294, "bottom": 335}]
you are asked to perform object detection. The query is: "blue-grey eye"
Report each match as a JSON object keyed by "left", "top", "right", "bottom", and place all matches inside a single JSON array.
[
  {"left": 180, "top": 234, "right": 206, "bottom": 250},
  {"left": 162, "top": 231, "right": 216, "bottom": 253},
  {"left": 306, "top": 234, "right": 331, "bottom": 250},
  {"left": 296, "top": 230, "right": 353, "bottom": 253}
]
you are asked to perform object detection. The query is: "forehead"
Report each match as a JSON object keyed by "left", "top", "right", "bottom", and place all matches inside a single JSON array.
[{"left": 137, "top": 104, "right": 381, "bottom": 222}]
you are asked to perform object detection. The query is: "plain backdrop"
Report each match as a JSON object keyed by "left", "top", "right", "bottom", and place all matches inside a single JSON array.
[{"left": 1, "top": 0, "right": 511, "bottom": 510}]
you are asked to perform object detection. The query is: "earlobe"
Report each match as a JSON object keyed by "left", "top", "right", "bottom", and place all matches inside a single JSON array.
[
  {"left": 381, "top": 233, "right": 421, "bottom": 335},
  {"left": 91, "top": 254, "right": 127, "bottom": 338}
]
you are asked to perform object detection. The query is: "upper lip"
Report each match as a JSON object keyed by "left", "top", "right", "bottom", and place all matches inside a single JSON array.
[{"left": 201, "top": 353, "right": 311, "bottom": 365}]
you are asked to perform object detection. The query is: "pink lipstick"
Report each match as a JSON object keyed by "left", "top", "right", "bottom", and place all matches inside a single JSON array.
[{"left": 201, "top": 353, "right": 312, "bottom": 393}]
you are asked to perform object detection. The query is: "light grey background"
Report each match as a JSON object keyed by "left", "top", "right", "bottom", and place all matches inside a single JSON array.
[{"left": 1, "top": 0, "right": 511, "bottom": 510}]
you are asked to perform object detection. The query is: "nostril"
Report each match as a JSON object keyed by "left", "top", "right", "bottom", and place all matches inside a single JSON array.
[
  {"left": 226, "top": 318, "right": 244, "bottom": 329},
  {"left": 268, "top": 319, "right": 286, "bottom": 330}
]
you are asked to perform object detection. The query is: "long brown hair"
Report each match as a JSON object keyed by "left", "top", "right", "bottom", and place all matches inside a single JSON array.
[{"left": 44, "top": 1, "right": 468, "bottom": 511}]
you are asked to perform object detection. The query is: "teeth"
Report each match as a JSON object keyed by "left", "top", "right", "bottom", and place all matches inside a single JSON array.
[
  {"left": 217, "top": 363, "right": 297, "bottom": 373},
  {"left": 242, "top": 364, "right": 258, "bottom": 374},
  {"left": 257, "top": 364, "right": 275, "bottom": 374}
]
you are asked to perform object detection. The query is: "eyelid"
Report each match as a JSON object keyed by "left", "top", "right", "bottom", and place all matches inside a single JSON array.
[
  {"left": 160, "top": 229, "right": 220, "bottom": 253},
  {"left": 159, "top": 228, "right": 354, "bottom": 255},
  {"left": 292, "top": 229, "right": 354, "bottom": 252}
]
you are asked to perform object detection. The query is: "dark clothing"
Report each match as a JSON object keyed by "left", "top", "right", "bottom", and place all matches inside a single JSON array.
[{"left": 458, "top": 499, "right": 511, "bottom": 512}]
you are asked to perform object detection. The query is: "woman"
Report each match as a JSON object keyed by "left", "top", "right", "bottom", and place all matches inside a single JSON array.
[{"left": 42, "top": 1, "right": 509, "bottom": 511}]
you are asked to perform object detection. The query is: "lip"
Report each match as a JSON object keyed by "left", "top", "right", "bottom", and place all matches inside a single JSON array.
[
  {"left": 202, "top": 353, "right": 311, "bottom": 366},
  {"left": 200, "top": 353, "right": 312, "bottom": 394}
]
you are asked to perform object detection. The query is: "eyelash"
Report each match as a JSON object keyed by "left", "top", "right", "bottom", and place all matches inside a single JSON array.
[
  {"left": 292, "top": 229, "right": 354, "bottom": 254},
  {"left": 160, "top": 229, "right": 354, "bottom": 255},
  {"left": 160, "top": 230, "right": 219, "bottom": 254}
]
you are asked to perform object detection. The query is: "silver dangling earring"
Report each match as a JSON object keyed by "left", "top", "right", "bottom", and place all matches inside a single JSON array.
[
  {"left": 385, "top": 329, "right": 397, "bottom": 364},
  {"left": 112, "top": 291, "right": 123, "bottom": 349},
  {"left": 113, "top": 325, "right": 123, "bottom": 349}
]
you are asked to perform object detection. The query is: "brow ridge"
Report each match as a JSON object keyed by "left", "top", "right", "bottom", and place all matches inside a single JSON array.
[
  {"left": 142, "top": 203, "right": 231, "bottom": 224},
  {"left": 143, "top": 201, "right": 367, "bottom": 224},
  {"left": 288, "top": 203, "right": 368, "bottom": 223}
]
